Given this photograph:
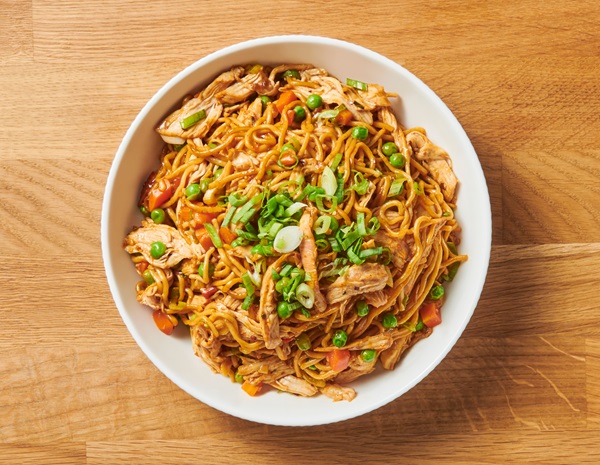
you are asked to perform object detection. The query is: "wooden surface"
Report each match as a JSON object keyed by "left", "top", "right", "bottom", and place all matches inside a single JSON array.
[{"left": 1, "top": 0, "right": 599, "bottom": 463}]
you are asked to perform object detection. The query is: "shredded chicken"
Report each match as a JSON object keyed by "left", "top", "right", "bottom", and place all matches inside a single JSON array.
[
  {"left": 321, "top": 384, "right": 357, "bottom": 402},
  {"left": 374, "top": 230, "right": 412, "bottom": 271},
  {"left": 271, "top": 374, "right": 319, "bottom": 397},
  {"left": 299, "top": 207, "right": 328, "bottom": 312},
  {"left": 326, "top": 263, "right": 389, "bottom": 304},
  {"left": 124, "top": 222, "right": 200, "bottom": 268}
]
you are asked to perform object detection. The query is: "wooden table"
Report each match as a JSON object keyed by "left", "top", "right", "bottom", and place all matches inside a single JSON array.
[{"left": 2, "top": 0, "right": 599, "bottom": 463}]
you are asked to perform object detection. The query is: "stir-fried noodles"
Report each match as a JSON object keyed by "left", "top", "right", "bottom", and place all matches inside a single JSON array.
[{"left": 124, "top": 64, "right": 467, "bottom": 401}]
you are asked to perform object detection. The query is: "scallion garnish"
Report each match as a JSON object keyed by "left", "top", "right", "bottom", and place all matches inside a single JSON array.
[
  {"left": 315, "top": 194, "right": 338, "bottom": 213},
  {"left": 203, "top": 223, "right": 222, "bottom": 248},
  {"left": 388, "top": 176, "right": 405, "bottom": 197},
  {"left": 273, "top": 225, "right": 303, "bottom": 253},
  {"left": 221, "top": 206, "right": 237, "bottom": 228},
  {"left": 413, "top": 181, "right": 424, "bottom": 195},
  {"left": 313, "top": 216, "right": 332, "bottom": 235},
  {"left": 346, "top": 78, "right": 368, "bottom": 91},
  {"left": 351, "top": 171, "right": 370, "bottom": 195},
  {"left": 330, "top": 152, "right": 343, "bottom": 171},
  {"left": 321, "top": 166, "right": 338, "bottom": 196},
  {"left": 180, "top": 109, "right": 207, "bottom": 130}
]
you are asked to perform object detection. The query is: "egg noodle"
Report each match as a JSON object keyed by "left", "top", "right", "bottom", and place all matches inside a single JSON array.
[{"left": 124, "top": 64, "right": 467, "bottom": 401}]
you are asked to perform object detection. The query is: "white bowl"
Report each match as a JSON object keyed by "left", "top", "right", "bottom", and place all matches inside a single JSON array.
[{"left": 101, "top": 35, "right": 491, "bottom": 426}]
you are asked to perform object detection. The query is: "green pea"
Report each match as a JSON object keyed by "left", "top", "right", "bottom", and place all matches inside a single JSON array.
[
  {"left": 282, "top": 69, "right": 301, "bottom": 80},
  {"left": 293, "top": 105, "right": 306, "bottom": 123},
  {"left": 351, "top": 126, "right": 369, "bottom": 141},
  {"left": 277, "top": 301, "right": 293, "bottom": 319},
  {"left": 332, "top": 329, "right": 348, "bottom": 347},
  {"left": 185, "top": 183, "right": 201, "bottom": 200},
  {"left": 382, "top": 313, "right": 398, "bottom": 329},
  {"left": 234, "top": 371, "right": 244, "bottom": 383},
  {"left": 382, "top": 141, "right": 398, "bottom": 156},
  {"left": 150, "top": 241, "right": 166, "bottom": 259},
  {"left": 260, "top": 95, "right": 270, "bottom": 110},
  {"left": 389, "top": 152, "right": 406, "bottom": 169},
  {"left": 150, "top": 208, "right": 165, "bottom": 224},
  {"left": 142, "top": 270, "right": 155, "bottom": 285},
  {"left": 306, "top": 94, "right": 323, "bottom": 110},
  {"left": 295, "top": 333, "right": 311, "bottom": 351},
  {"left": 199, "top": 179, "right": 210, "bottom": 193},
  {"left": 429, "top": 285, "right": 445, "bottom": 301},
  {"left": 198, "top": 262, "right": 215, "bottom": 278},
  {"left": 356, "top": 300, "right": 369, "bottom": 317},
  {"left": 139, "top": 205, "right": 149, "bottom": 216},
  {"left": 361, "top": 349, "right": 376, "bottom": 363}
]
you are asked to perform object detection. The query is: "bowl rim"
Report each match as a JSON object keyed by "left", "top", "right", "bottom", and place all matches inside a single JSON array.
[{"left": 101, "top": 34, "right": 492, "bottom": 426}]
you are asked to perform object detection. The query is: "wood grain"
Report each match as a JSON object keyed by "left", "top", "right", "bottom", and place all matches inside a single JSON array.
[{"left": 1, "top": 0, "right": 600, "bottom": 462}]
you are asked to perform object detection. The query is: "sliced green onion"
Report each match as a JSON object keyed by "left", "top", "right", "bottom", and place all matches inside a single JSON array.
[
  {"left": 280, "top": 264, "right": 294, "bottom": 277},
  {"left": 280, "top": 143, "right": 298, "bottom": 154},
  {"left": 315, "top": 238, "right": 329, "bottom": 251},
  {"left": 268, "top": 221, "right": 284, "bottom": 239},
  {"left": 314, "top": 216, "right": 332, "bottom": 235},
  {"left": 351, "top": 171, "right": 369, "bottom": 195},
  {"left": 180, "top": 109, "right": 207, "bottom": 130},
  {"left": 340, "top": 230, "right": 361, "bottom": 250},
  {"left": 429, "top": 285, "right": 445, "bottom": 301},
  {"left": 414, "top": 317, "right": 425, "bottom": 331},
  {"left": 273, "top": 225, "right": 303, "bottom": 253},
  {"left": 359, "top": 247, "right": 384, "bottom": 260},
  {"left": 230, "top": 237, "right": 248, "bottom": 248},
  {"left": 388, "top": 177, "right": 405, "bottom": 197},
  {"left": 150, "top": 241, "right": 166, "bottom": 259},
  {"left": 296, "top": 283, "right": 315, "bottom": 309},
  {"left": 357, "top": 212, "right": 367, "bottom": 236},
  {"left": 204, "top": 223, "right": 222, "bottom": 248},
  {"left": 317, "top": 108, "right": 340, "bottom": 120},
  {"left": 442, "top": 211, "right": 451, "bottom": 217},
  {"left": 232, "top": 193, "right": 263, "bottom": 224},
  {"left": 347, "top": 248, "right": 365, "bottom": 265},
  {"left": 284, "top": 202, "right": 307, "bottom": 217},
  {"left": 332, "top": 330, "right": 348, "bottom": 347},
  {"left": 334, "top": 173, "right": 345, "bottom": 204},
  {"left": 242, "top": 293, "right": 254, "bottom": 310},
  {"left": 228, "top": 192, "right": 248, "bottom": 207},
  {"left": 308, "top": 186, "right": 326, "bottom": 202},
  {"left": 235, "top": 371, "right": 244, "bottom": 383},
  {"left": 329, "top": 237, "right": 342, "bottom": 252},
  {"left": 222, "top": 206, "right": 237, "bottom": 228},
  {"left": 277, "top": 151, "right": 299, "bottom": 169},
  {"left": 315, "top": 194, "right": 338, "bottom": 213},
  {"left": 295, "top": 333, "right": 312, "bottom": 351},
  {"left": 260, "top": 95, "right": 270, "bottom": 110},
  {"left": 330, "top": 152, "right": 343, "bottom": 171},
  {"left": 346, "top": 78, "right": 368, "bottom": 91},
  {"left": 250, "top": 244, "right": 275, "bottom": 256},
  {"left": 321, "top": 166, "right": 337, "bottom": 196},
  {"left": 367, "top": 217, "right": 380, "bottom": 235}
]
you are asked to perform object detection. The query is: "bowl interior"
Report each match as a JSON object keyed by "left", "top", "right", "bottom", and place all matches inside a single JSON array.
[{"left": 101, "top": 35, "right": 491, "bottom": 426}]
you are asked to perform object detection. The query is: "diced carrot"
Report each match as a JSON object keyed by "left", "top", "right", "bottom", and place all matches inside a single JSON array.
[
  {"left": 242, "top": 381, "right": 262, "bottom": 396},
  {"left": 195, "top": 228, "right": 215, "bottom": 250},
  {"left": 420, "top": 302, "right": 442, "bottom": 328},
  {"left": 152, "top": 310, "right": 174, "bottom": 335},
  {"left": 147, "top": 179, "right": 174, "bottom": 211},
  {"left": 335, "top": 109, "right": 353, "bottom": 126},
  {"left": 275, "top": 91, "right": 298, "bottom": 113},
  {"left": 179, "top": 206, "right": 193, "bottom": 222},
  {"left": 326, "top": 349, "right": 351, "bottom": 372},
  {"left": 194, "top": 211, "right": 219, "bottom": 225},
  {"left": 219, "top": 227, "right": 237, "bottom": 245},
  {"left": 135, "top": 261, "right": 149, "bottom": 274}
]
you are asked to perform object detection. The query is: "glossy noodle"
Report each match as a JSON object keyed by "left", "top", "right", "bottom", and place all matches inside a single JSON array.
[{"left": 124, "top": 64, "right": 467, "bottom": 401}]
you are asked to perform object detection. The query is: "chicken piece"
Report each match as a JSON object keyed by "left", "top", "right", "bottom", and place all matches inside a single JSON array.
[
  {"left": 298, "top": 207, "right": 328, "bottom": 312},
  {"left": 124, "top": 223, "right": 200, "bottom": 268},
  {"left": 334, "top": 351, "right": 378, "bottom": 384},
  {"left": 216, "top": 70, "right": 275, "bottom": 104},
  {"left": 406, "top": 131, "right": 458, "bottom": 202},
  {"left": 378, "top": 107, "right": 410, "bottom": 156},
  {"left": 271, "top": 375, "right": 318, "bottom": 397},
  {"left": 136, "top": 284, "right": 163, "bottom": 310},
  {"left": 321, "top": 384, "right": 357, "bottom": 402},
  {"left": 228, "top": 245, "right": 254, "bottom": 260},
  {"left": 326, "top": 263, "right": 389, "bottom": 304},
  {"left": 156, "top": 96, "right": 223, "bottom": 142},
  {"left": 347, "top": 83, "right": 392, "bottom": 111},
  {"left": 258, "top": 255, "right": 289, "bottom": 349},
  {"left": 190, "top": 324, "right": 223, "bottom": 373},
  {"left": 292, "top": 73, "right": 374, "bottom": 124},
  {"left": 374, "top": 230, "right": 412, "bottom": 271},
  {"left": 237, "top": 356, "right": 295, "bottom": 385},
  {"left": 363, "top": 289, "right": 388, "bottom": 307},
  {"left": 200, "top": 66, "right": 245, "bottom": 99},
  {"left": 236, "top": 97, "right": 264, "bottom": 126},
  {"left": 231, "top": 151, "right": 256, "bottom": 172},
  {"left": 343, "top": 332, "right": 394, "bottom": 351}
]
